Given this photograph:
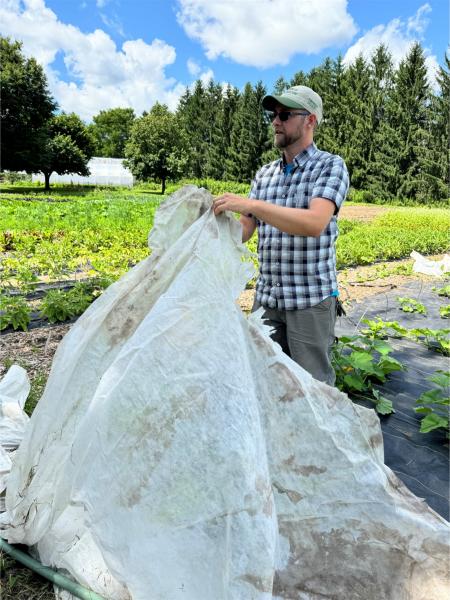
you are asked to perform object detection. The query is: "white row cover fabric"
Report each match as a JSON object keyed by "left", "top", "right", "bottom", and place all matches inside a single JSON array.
[
  {"left": 1, "top": 185, "right": 449, "bottom": 600},
  {"left": 411, "top": 251, "right": 450, "bottom": 277},
  {"left": 0, "top": 365, "right": 30, "bottom": 512}
]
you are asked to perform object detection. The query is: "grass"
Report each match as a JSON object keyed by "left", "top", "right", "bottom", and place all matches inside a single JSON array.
[{"left": 0, "top": 552, "right": 54, "bottom": 600}]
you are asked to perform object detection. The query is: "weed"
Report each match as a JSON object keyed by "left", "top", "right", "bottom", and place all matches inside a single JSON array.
[
  {"left": 0, "top": 551, "right": 54, "bottom": 600},
  {"left": 24, "top": 371, "right": 48, "bottom": 416}
]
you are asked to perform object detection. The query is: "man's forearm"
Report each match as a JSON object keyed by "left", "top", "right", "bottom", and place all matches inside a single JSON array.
[
  {"left": 240, "top": 215, "right": 256, "bottom": 243},
  {"left": 248, "top": 198, "right": 334, "bottom": 237},
  {"left": 213, "top": 193, "right": 335, "bottom": 238}
]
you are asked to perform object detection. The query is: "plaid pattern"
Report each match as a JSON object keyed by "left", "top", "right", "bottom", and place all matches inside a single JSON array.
[{"left": 249, "top": 143, "right": 349, "bottom": 310}]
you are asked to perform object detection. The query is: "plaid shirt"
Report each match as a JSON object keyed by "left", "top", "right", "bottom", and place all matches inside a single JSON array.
[{"left": 249, "top": 143, "right": 349, "bottom": 310}]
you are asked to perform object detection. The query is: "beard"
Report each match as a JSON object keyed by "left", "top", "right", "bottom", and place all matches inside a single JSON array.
[{"left": 274, "top": 129, "right": 303, "bottom": 149}]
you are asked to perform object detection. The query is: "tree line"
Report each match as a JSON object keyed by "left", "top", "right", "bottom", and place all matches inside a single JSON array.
[{"left": 1, "top": 35, "right": 448, "bottom": 200}]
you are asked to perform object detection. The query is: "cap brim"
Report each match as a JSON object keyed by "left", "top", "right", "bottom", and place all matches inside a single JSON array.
[{"left": 262, "top": 94, "right": 303, "bottom": 110}]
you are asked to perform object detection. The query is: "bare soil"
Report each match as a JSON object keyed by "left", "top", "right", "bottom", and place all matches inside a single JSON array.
[{"left": 339, "top": 204, "right": 388, "bottom": 221}]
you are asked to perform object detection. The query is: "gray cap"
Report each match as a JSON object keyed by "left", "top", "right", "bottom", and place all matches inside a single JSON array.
[{"left": 262, "top": 85, "right": 323, "bottom": 125}]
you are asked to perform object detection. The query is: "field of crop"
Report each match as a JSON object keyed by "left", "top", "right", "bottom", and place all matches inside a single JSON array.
[
  {"left": 2, "top": 186, "right": 448, "bottom": 281},
  {"left": 1, "top": 185, "right": 449, "bottom": 333}
]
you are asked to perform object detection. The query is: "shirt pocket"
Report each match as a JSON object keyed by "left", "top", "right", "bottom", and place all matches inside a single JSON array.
[{"left": 293, "top": 189, "right": 310, "bottom": 209}]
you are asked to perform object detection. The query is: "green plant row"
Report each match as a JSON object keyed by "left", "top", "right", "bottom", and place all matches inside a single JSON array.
[
  {"left": 359, "top": 317, "right": 450, "bottom": 437},
  {"left": 347, "top": 188, "right": 449, "bottom": 207},
  {"left": 332, "top": 318, "right": 450, "bottom": 437},
  {"left": 331, "top": 334, "right": 402, "bottom": 415},
  {"left": 3, "top": 198, "right": 448, "bottom": 288},
  {"left": 361, "top": 317, "right": 450, "bottom": 356},
  {"left": 0, "top": 279, "right": 112, "bottom": 330},
  {"left": 337, "top": 208, "right": 449, "bottom": 267}
]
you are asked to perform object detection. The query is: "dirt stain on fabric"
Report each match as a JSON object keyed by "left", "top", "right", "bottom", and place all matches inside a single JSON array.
[{"left": 239, "top": 574, "right": 273, "bottom": 593}]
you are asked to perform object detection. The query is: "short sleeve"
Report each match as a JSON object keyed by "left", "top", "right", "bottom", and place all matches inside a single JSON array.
[
  {"left": 248, "top": 173, "right": 260, "bottom": 200},
  {"left": 311, "top": 155, "right": 349, "bottom": 213}
]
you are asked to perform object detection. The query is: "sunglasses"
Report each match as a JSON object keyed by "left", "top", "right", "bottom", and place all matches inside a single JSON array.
[{"left": 266, "top": 110, "right": 310, "bottom": 122}]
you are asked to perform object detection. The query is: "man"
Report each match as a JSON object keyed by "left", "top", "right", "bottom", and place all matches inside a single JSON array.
[{"left": 213, "top": 85, "right": 349, "bottom": 386}]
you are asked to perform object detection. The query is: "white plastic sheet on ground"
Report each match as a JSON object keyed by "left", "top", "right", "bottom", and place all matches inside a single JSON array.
[
  {"left": 1, "top": 185, "right": 449, "bottom": 600},
  {"left": 411, "top": 250, "right": 450, "bottom": 277},
  {"left": 0, "top": 365, "right": 30, "bottom": 512}
]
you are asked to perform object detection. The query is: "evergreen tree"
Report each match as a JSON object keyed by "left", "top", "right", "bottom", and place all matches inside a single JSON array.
[
  {"left": 202, "top": 80, "right": 225, "bottom": 178},
  {"left": 274, "top": 75, "right": 289, "bottom": 93},
  {"left": 289, "top": 70, "right": 308, "bottom": 87},
  {"left": 340, "top": 55, "right": 373, "bottom": 189},
  {"left": 365, "top": 45, "right": 398, "bottom": 199},
  {"left": 176, "top": 80, "right": 208, "bottom": 178},
  {"left": 225, "top": 82, "right": 270, "bottom": 182},
  {"left": 391, "top": 42, "right": 430, "bottom": 199},
  {"left": 204, "top": 84, "right": 240, "bottom": 179},
  {"left": 314, "top": 56, "right": 348, "bottom": 156},
  {"left": 416, "top": 55, "right": 450, "bottom": 201}
]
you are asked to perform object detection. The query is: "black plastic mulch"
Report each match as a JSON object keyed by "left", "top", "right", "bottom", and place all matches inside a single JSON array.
[{"left": 336, "top": 279, "right": 449, "bottom": 521}]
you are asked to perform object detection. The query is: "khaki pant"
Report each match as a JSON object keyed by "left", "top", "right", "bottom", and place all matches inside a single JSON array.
[{"left": 252, "top": 296, "right": 337, "bottom": 386}]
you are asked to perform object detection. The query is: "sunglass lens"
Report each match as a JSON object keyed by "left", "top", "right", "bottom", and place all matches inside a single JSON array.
[{"left": 267, "top": 111, "right": 290, "bottom": 121}]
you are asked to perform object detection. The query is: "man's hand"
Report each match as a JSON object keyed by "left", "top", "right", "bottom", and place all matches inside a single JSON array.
[{"left": 213, "top": 193, "right": 254, "bottom": 216}]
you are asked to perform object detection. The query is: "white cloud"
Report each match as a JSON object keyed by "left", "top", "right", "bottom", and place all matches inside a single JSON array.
[
  {"left": 176, "top": 0, "right": 357, "bottom": 68},
  {"left": 407, "top": 3, "right": 431, "bottom": 37},
  {"left": 187, "top": 58, "right": 201, "bottom": 76},
  {"left": 199, "top": 68, "right": 214, "bottom": 85},
  {"left": 186, "top": 59, "right": 214, "bottom": 85},
  {"left": 0, "top": 0, "right": 186, "bottom": 120},
  {"left": 99, "top": 11, "right": 126, "bottom": 38},
  {"left": 343, "top": 4, "right": 439, "bottom": 90}
]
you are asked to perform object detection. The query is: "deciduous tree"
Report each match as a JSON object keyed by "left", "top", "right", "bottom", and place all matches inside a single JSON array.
[
  {"left": 0, "top": 36, "right": 56, "bottom": 172},
  {"left": 37, "top": 113, "right": 95, "bottom": 190},
  {"left": 89, "top": 107, "right": 135, "bottom": 157},
  {"left": 124, "top": 103, "right": 189, "bottom": 194}
]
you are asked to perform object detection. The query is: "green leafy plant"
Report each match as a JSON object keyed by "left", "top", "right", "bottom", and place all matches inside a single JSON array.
[
  {"left": 397, "top": 296, "right": 427, "bottom": 314},
  {"left": 39, "top": 289, "right": 75, "bottom": 323},
  {"left": 361, "top": 317, "right": 408, "bottom": 339},
  {"left": 332, "top": 334, "right": 404, "bottom": 414},
  {"left": 39, "top": 285, "right": 93, "bottom": 323},
  {"left": 439, "top": 305, "right": 450, "bottom": 318},
  {"left": 0, "top": 294, "right": 31, "bottom": 331},
  {"left": 415, "top": 371, "right": 449, "bottom": 437},
  {"left": 409, "top": 327, "right": 450, "bottom": 356},
  {"left": 433, "top": 284, "right": 450, "bottom": 298}
]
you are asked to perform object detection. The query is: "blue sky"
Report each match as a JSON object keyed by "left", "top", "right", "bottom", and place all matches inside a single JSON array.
[{"left": 1, "top": 0, "right": 447, "bottom": 121}]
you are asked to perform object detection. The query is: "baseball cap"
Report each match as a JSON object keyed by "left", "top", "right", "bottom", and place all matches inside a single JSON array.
[{"left": 262, "top": 85, "right": 323, "bottom": 125}]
